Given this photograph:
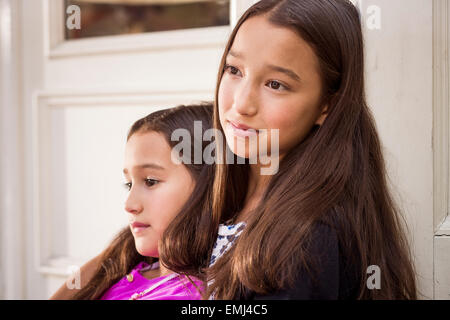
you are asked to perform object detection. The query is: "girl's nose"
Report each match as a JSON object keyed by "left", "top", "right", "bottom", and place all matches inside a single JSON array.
[
  {"left": 125, "top": 192, "right": 143, "bottom": 215},
  {"left": 233, "top": 80, "right": 258, "bottom": 116}
]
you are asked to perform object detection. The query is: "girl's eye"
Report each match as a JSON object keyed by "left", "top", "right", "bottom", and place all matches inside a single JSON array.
[
  {"left": 145, "top": 178, "right": 159, "bottom": 187},
  {"left": 267, "top": 80, "right": 288, "bottom": 91},
  {"left": 123, "top": 179, "right": 158, "bottom": 191},
  {"left": 224, "top": 64, "right": 242, "bottom": 76},
  {"left": 124, "top": 182, "right": 132, "bottom": 191}
]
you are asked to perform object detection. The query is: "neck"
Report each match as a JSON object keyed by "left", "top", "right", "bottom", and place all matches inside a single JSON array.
[
  {"left": 235, "top": 154, "right": 284, "bottom": 223},
  {"left": 158, "top": 261, "right": 173, "bottom": 277},
  {"left": 247, "top": 153, "right": 284, "bottom": 198},
  {"left": 234, "top": 164, "right": 271, "bottom": 223},
  {"left": 247, "top": 164, "right": 270, "bottom": 199},
  {"left": 141, "top": 260, "right": 174, "bottom": 280}
]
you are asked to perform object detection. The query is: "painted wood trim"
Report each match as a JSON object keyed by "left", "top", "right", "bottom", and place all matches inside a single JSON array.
[{"left": 433, "top": 0, "right": 450, "bottom": 233}]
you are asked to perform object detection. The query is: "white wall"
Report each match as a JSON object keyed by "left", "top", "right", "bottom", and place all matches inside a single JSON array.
[{"left": 362, "top": 0, "right": 434, "bottom": 299}]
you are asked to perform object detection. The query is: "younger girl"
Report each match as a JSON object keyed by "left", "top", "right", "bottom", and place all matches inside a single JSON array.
[
  {"left": 51, "top": 103, "right": 215, "bottom": 300},
  {"left": 205, "top": 0, "right": 417, "bottom": 300}
]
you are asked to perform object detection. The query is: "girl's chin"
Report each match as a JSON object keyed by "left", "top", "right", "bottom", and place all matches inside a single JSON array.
[
  {"left": 225, "top": 137, "right": 254, "bottom": 157},
  {"left": 226, "top": 142, "right": 268, "bottom": 162},
  {"left": 228, "top": 147, "right": 253, "bottom": 160},
  {"left": 135, "top": 244, "right": 158, "bottom": 258}
]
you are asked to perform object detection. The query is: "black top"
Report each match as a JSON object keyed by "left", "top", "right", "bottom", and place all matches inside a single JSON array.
[{"left": 251, "top": 221, "right": 361, "bottom": 300}]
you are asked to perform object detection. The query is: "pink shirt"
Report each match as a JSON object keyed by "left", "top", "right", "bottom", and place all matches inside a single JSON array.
[{"left": 100, "top": 261, "right": 203, "bottom": 300}]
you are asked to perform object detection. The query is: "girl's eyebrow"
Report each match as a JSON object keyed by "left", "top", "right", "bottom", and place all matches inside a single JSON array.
[
  {"left": 228, "top": 49, "right": 243, "bottom": 59},
  {"left": 227, "top": 49, "right": 301, "bottom": 83},
  {"left": 123, "top": 164, "right": 165, "bottom": 174},
  {"left": 266, "top": 64, "right": 302, "bottom": 82}
]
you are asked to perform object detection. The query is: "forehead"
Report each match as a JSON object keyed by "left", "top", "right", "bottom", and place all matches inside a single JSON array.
[
  {"left": 124, "top": 131, "right": 172, "bottom": 167},
  {"left": 230, "top": 15, "right": 321, "bottom": 77}
]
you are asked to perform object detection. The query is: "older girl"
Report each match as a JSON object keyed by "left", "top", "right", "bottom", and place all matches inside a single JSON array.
[{"left": 205, "top": 0, "right": 417, "bottom": 300}]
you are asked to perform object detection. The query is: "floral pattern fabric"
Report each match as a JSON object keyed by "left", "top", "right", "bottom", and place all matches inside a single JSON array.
[{"left": 209, "top": 221, "right": 246, "bottom": 267}]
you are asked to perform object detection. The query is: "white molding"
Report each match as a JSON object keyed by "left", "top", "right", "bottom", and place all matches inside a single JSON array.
[
  {"left": 32, "top": 89, "right": 213, "bottom": 276},
  {"left": 434, "top": 235, "right": 450, "bottom": 299},
  {"left": 0, "top": 0, "right": 25, "bottom": 299},
  {"left": 45, "top": 0, "right": 230, "bottom": 59},
  {"left": 436, "top": 215, "right": 450, "bottom": 236},
  {"left": 43, "top": 0, "right": 64, "bottom": 58},
  {"left": 433, "top": 0, "right": 450, "bottom": 234}
]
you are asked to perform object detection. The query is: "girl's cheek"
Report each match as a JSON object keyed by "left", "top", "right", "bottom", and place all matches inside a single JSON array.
[{"left": 218, "top": 78, "right": 234, "bottom": 112}]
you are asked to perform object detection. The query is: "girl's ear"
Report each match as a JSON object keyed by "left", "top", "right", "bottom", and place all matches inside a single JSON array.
[{"left": 315, "top": 104, "right": 329, "bottom": 126}]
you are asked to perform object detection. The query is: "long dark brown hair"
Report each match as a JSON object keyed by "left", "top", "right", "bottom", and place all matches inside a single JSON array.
[
  {"left": 206, "top": 0, "right": 417, "bottom": 299},
  {"left": 72, "top": 103, "right": 216, "bottom": 299}
]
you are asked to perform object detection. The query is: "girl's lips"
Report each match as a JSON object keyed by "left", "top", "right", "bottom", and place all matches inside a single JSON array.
[
  {"left": 228, "top": 121, "right": 259, "bottom": 138},
  {"left": 130, "top": 222, "right": 150, "bottom": 234}
]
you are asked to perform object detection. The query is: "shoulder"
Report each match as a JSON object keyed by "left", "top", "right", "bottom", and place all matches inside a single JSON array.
[
  {"left": 259, "top": 222, "right": 340, "bottom": 300},
  {"left": 254, "top": 216, "right": 360, "bottom": 300}
]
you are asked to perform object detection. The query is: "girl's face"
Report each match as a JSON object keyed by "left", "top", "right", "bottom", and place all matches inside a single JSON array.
[
  {"left": 123, "top": 131, "right": 195, "bottom": 257},
  {"left": 218, "top": 16, "right": 328, "bottom": 160}
]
